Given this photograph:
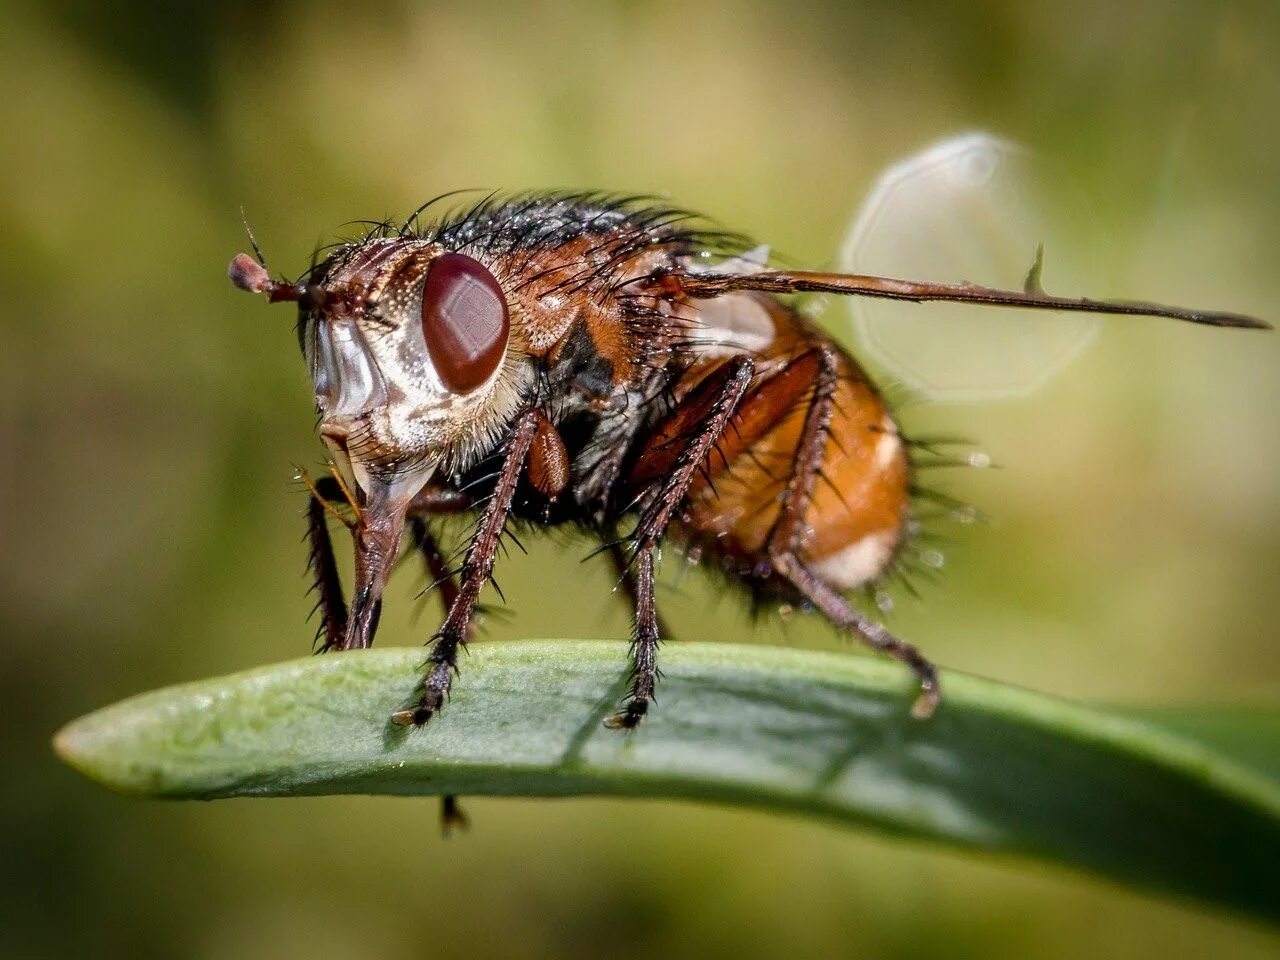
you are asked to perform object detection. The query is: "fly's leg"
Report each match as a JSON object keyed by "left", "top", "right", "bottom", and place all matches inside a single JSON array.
[
  {"left": 607, "top": 542, "right": 672, "bottom": 640},
  {"left": 409, "top": 516, "right": 462, "bottom": 613},
  {"left": 439, "top": 794, "right": 469, "bottom": 837},
  {"left": 776, "top": 557, "right": 939, "bottom": 718},
  {"left": 605, "top": 548, "right": 659, "bottom": 730},
  {"left": 392, "top": 409, "right": 541, "bottom": 727},
  {"left": 408, "top": 514, "right": 471, "bottom": 832},
  {"left": 405, "top": 480, "right": 474, "bottom": 621},
  {"left": 302, "top": 475, "right": 350, "bottom": 653},
  {"left": 407, "top": 483, "right": 474, "bottom": 517},
  {"left": 763, "top": 345, "right": 940, "bottom": 718},
  {"left": 607, "top": 356, "right": 755, "bottom": 729}
]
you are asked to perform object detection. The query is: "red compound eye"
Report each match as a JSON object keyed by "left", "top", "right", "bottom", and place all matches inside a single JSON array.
[{"left": 420, "top": 252, "right": 510, "bottom": 393}]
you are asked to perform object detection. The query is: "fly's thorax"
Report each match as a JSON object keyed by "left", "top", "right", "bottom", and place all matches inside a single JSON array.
[{"left": 300, "top": 238, "right": 531, "bottom": 503}]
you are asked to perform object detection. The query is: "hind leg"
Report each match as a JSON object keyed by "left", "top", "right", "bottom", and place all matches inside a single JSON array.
[
  {"left": 773, "top": 555, "right": 939, "bottom": 718},
  {"left": 762, "top": 346, "right": 940, "bottom": 718}
]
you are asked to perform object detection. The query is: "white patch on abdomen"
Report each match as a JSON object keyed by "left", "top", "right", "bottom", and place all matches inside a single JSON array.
[
  {"left": 874, "top": 415, "right": 901, "bottom": 470},
  {"left": 809, "top": 528, "right": 899, "bottom": 589}
]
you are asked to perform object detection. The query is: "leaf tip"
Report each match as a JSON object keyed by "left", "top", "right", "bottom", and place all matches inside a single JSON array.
[
  {"left": 52, "top": 710, "right": 144, "bottom": 794},
  {"left": 52, "top": 717, "right": 98, "bottom": 780}
]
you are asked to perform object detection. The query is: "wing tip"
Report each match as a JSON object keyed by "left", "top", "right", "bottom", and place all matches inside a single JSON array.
[{"left": 1196, "top": 311, "right": 1272, "bottom": 331}]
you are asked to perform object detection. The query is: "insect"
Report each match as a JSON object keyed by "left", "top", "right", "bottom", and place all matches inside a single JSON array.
[{"left": 228, "top": 189, "right": 1267, "bottom": 737}]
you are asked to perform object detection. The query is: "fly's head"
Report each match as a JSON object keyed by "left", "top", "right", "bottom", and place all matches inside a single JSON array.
[{"left": 229, "top": 239, "right": 527, "bottom": 509}]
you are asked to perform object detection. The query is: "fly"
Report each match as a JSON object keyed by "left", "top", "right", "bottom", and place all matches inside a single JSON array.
[{"left": 227, "top": 188, "right": 1268, "bottom": 739}]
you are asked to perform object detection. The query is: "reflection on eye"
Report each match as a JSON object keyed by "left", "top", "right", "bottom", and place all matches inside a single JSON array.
[{"left": 421, "top": 252, "right": 510, "bottom": 393}]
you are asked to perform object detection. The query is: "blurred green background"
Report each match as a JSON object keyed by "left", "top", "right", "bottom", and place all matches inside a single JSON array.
[{"left": 3, "top": 1, "right": 1278, "bottom": 957}]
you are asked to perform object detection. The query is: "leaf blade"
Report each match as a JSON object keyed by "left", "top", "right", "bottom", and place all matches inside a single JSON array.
[{"left": 54, "top": 641, "right": 1280, "bottom": 922}]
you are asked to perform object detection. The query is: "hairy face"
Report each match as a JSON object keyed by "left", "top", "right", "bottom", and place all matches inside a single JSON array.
[{"left": 297, "top": 238, "right": 525, "bottom": 506}]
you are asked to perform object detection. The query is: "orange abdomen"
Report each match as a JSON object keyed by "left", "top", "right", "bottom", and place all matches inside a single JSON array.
[{"left": 675, "top": 296, "right": 910, "bottom": 590}]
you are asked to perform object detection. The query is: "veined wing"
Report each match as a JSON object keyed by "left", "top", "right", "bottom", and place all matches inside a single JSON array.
[{"left": 840, "top": 132, "right": 1100, "bottom": 401}]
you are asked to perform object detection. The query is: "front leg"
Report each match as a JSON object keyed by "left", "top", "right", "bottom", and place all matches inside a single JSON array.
[
  {"left": 392, "top": 409, "right": 543, "bottom": 726},
  {"left": 762, "top": 346, "right": 940, "bottom": 719},
  {"left": 304, "top": 479, "right": 349, "bottom": 653}
]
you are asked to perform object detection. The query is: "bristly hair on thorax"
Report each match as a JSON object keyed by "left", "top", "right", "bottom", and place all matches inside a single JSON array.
[{"left": 303, "top": 190, "right": 752, "bottom": 292}]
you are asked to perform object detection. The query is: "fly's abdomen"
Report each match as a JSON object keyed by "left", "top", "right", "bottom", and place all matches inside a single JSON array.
[{"left": 676, "top": 297, "right": 910, "bottom": 590}]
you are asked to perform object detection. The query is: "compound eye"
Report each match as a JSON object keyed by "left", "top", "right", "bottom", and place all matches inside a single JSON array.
[{"left": 420, "top": 252, "right": 510, "bottom": 393}]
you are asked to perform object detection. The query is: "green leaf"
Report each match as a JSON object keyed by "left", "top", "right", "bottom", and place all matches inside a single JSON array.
[{"left": 54, "top": 641, "right": 1280, "bottom": 923}]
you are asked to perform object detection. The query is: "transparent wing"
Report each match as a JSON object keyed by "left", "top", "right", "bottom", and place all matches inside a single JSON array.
[{"left": 838, "top": 132, "right": 1099, "bottom": 401}]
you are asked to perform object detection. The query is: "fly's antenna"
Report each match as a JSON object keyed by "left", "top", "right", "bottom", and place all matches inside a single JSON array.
[
  {"left": 229, "top": 208, "right": 317, "bottom": 304},
  {"left": 227, "top": 252, "right": 306, "bottom": 303},
  {"left": 229, "top": 209, "right": 307, "bottom": 303}
]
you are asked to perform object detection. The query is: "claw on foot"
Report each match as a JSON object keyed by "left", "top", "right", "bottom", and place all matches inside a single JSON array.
[
  {"left": 910, "top": 681, "right": 941, "bottom": 720},
  {"left": 389, "top": 670, "right": 450, "bottom": 727},
  {"left": 440, "top": 795, "right": 469, "bottom": 837},
  {"left": 604, "top": 700, "right": 648, "bottom": 730},
  {"left": 391, "top": 706, "right": 434, "bottom": 726}
]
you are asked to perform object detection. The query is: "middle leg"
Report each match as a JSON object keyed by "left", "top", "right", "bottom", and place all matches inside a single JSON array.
[
  {"left": 607, "top": 541, "right": 672, "bottom": 641},
  {"left": 607, "top": 356, "right": 756, "bottom": 728}
]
